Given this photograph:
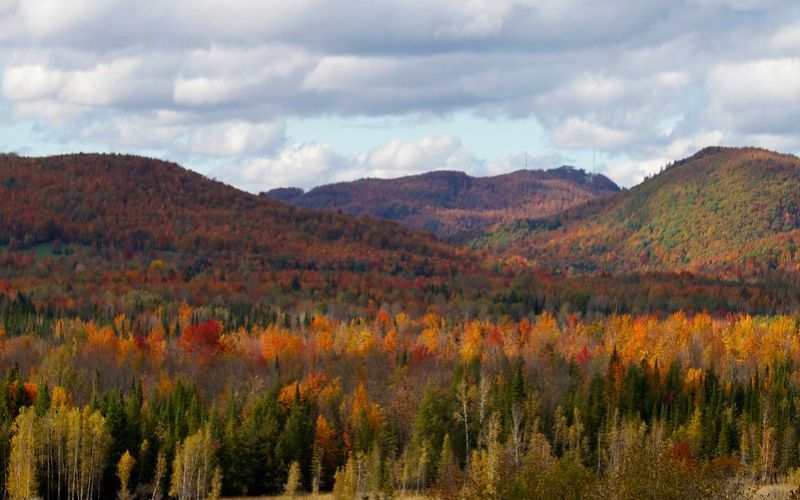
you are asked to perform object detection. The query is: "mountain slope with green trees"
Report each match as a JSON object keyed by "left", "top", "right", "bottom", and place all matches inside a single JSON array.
[{"left": 482, "top": 147, "right": 800, "bottom": 277}]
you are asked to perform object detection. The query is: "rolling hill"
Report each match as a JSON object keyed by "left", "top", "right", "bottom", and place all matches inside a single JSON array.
[
  {"left": 264, "top": 167, "right": 619, "bottom": 239},
  {"left": 0, "top": 153, "right": 480, "bottom": 312},
  {"left": 482, "top": 147, "right": 800, "bottom": 277}
]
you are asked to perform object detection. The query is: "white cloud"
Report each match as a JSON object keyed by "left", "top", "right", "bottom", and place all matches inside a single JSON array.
[
  {"left": 183, "top": 121, "right": 286, "bottom": 156},
  {"left": 214, "top": 135, "right": 483, "bottom": 192},
  {"left": 709, "top": 58, "right": 800, "bottom": 109},
  {"left": 353, "top": 135, "right": 480, "bottom": 178},
  {"left": 76, "top": 113, "right": 287, "bottom": 159},
  {"left": 604, "top": 158, "right": 668, "bottom": 187},
  {"left": 772, "top": 23, "right": 800, "bottom": 52},
  {"left": 544, "top": 74, "right": 629, "bottom": 109},
  {"left": 173, "top": 78, "right": 238, "bottom": 106},
  {"left": 0, "top": 0, "right": 799, "bottom": 191},
  {"left": 551, "top": 118, "right": 635, "bottom": 151},
  {"left": 215, "top": 142, "right": 343, "bottom": 192},
  {"left": 706, "top": 58, "right": 800, "bottom": 133},
  {"left": 2, "top": 64, "right": 63, "bottom": 100},
  {"left": 3, "top": 57, "right": 171, "bottom": 115}
]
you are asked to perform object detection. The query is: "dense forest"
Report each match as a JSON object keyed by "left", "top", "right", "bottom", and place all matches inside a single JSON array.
[
  {"left": 0, "top": 153, "right": 470, "bottom": 277},
  {"left": 482, "top": 147, "right": 800, "bottom": 278},
  {"left": 2, "top": 299, "right": 800, "bottom": 498},
  {"left": 3, "top": 150, "right": 800, "bottom": 498},
  {"left": 264, "top": 167, "right": 619, "bottom": 240}
]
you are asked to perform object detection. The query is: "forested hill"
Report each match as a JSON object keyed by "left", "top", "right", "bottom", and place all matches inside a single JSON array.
[
  {"left": 264, "top": 167, "right": 619, "bottom": 240},
  {"left": 0, "top": 153, "right": 478, "bottom": 312},
  {"left": 482, "top": 147, "right": 800, "bottom": 277}
]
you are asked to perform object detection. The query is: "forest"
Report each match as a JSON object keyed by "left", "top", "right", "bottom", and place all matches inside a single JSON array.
[
  {"left": 4, "top": 151, "right": 800, "bottom": 498},
  {"left": 0, "top": 295, "right": 798, "bottom": 498}
]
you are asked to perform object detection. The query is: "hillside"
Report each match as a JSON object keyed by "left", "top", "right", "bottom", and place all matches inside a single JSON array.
[
  {"left": 0, "top": 153, "right": 477, "bottom": 312},
  {"left": 2, "top": 151, "right": 798, "bottom": 318},
  {"left": 264, "top": 167, "right": 619, "bottom": 239},
  {"left": 483, "top": 147, "right": 800, "bottom": 276}
]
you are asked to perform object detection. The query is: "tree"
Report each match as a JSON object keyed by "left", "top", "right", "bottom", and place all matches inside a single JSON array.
[
  {"left": 436, "top": 433, "right": 461, "bottom": 498},
  {"left": 170, "top": 426, "right": 218, "bottom": 500},
  {"left": 117, "top": 450, "right": 136, "bottom": 500},
  {"left": 332, "top": 455, "right": 358, "bottom": 500},
  {"left": 455, "top": 378, "right": 473, "bottom": 465},
  {"left": 7, "top": 407, "right": 37, "bottom": 500},
  {"left": 461, "top": 416, "right": 501, "bottom": 500},
  {"left": 151, "top": 452, "right": 167, "bottom": 500},
  {"left": 284, "top": 460, "right": 301, "bottom": 497},
  {"left": 37, "top": 404, "right": 111, "bottom": 500}
]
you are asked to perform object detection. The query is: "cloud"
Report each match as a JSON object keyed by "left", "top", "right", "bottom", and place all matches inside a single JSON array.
[
  {"left": 551, "top": 118, "right": 635, "bottom": 151},
  {"left": 706, "top": 58, "right": 800, "bottom": 134},
  {"left": 352, "top": 135, "right": 480, "bottom": 178},
  {"left": 2, "top": 64, "right": 63, "bottom": 100},
  {"left": 0, "top": 0, "right": 799, "bottom": 190},
  {"left": 604, "top": 158, "right": 669, "bottom": 187},
  {"left": 3, "top": 57, "right": 172, "bottom": 111},
  {"left": 183, "top": 121, "right": 286, "bottom": 157},
  {"left": 771, "top": 23, "right": 800, "bottom": 52},
  {"left": 214, "top": 135, "right": 484, "bottom": 192},
  {"left": 214, "top": 142, "right": 345, "bottom": 193}
]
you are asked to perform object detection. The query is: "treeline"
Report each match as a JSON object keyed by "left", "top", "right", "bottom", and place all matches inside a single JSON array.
[{"left": 2, "top": 307, "right": 800, "bottom": 497}]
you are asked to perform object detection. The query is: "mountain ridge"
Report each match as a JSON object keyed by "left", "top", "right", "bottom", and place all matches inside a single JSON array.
[{"left": 263, "top": 166, "right": 620, "bottom": 239}]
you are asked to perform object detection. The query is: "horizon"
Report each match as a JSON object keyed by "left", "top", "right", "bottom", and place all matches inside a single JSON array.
[{"left": 4, "top": 143, "right": 794, "bottom": 194}]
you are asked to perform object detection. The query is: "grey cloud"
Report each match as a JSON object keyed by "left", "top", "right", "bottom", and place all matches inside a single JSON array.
[{"left": 0, "top": 0, "right": 799, "bottom": 189}]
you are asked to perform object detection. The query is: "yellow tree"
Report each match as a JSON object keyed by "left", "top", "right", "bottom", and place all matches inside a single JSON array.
[
  {"left": 7, "top": 407, "right": 38, "bottom": 500},
  {"left": 170, "top": 426, "right": 218, "bottom": 499},
  {"left": 284, "top": 460, "right": 302, "bottom": 497},
  {"left": 117, "top": 450, "right": 136, "bottom": 500}
]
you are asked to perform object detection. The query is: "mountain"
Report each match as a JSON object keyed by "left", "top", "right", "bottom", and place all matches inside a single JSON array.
[
  {"left": 0, "top": 153, "right": 478, "bottom": 310},
  {"left": 482, "top": 147, "right": 800, "bottom": 277},
  {"left": 263, "top": 167, "right": 619, "bottom": 239},
  {"left": 0, "top": 150, "right": 797, "bottom": 317}
]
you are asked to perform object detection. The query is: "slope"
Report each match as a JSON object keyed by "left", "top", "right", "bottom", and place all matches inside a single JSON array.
[
  {"left": 0, "top": 153, "right": 478, "bottom": 311},
  {"left": 264, "top": 167, "right": 619, "bottom": 239},
  {"left": 483, "top": 147, "right": 800, "bottom": 276}
]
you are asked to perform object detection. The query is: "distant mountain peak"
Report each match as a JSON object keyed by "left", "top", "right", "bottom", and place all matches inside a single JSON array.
[{"left": 264, "top": 166, "right": 620, "bottom": 239}]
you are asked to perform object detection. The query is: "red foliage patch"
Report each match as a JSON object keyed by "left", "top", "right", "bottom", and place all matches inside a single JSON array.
[{"left": 179, "top": 319, "right": 223, "bottom": 358}]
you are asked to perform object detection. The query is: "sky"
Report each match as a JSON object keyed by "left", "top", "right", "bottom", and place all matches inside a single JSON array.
[{"left": 0, "top": 0, "right": 799, "bottom": 192}]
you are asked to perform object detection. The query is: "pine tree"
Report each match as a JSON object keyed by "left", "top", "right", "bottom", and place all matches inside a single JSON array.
[
  {"left": 311, "top": 446, "right": 322, "bottom": 495},
  {"left": 436, "top": 433, "right": 461, "bottom": 499}
]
